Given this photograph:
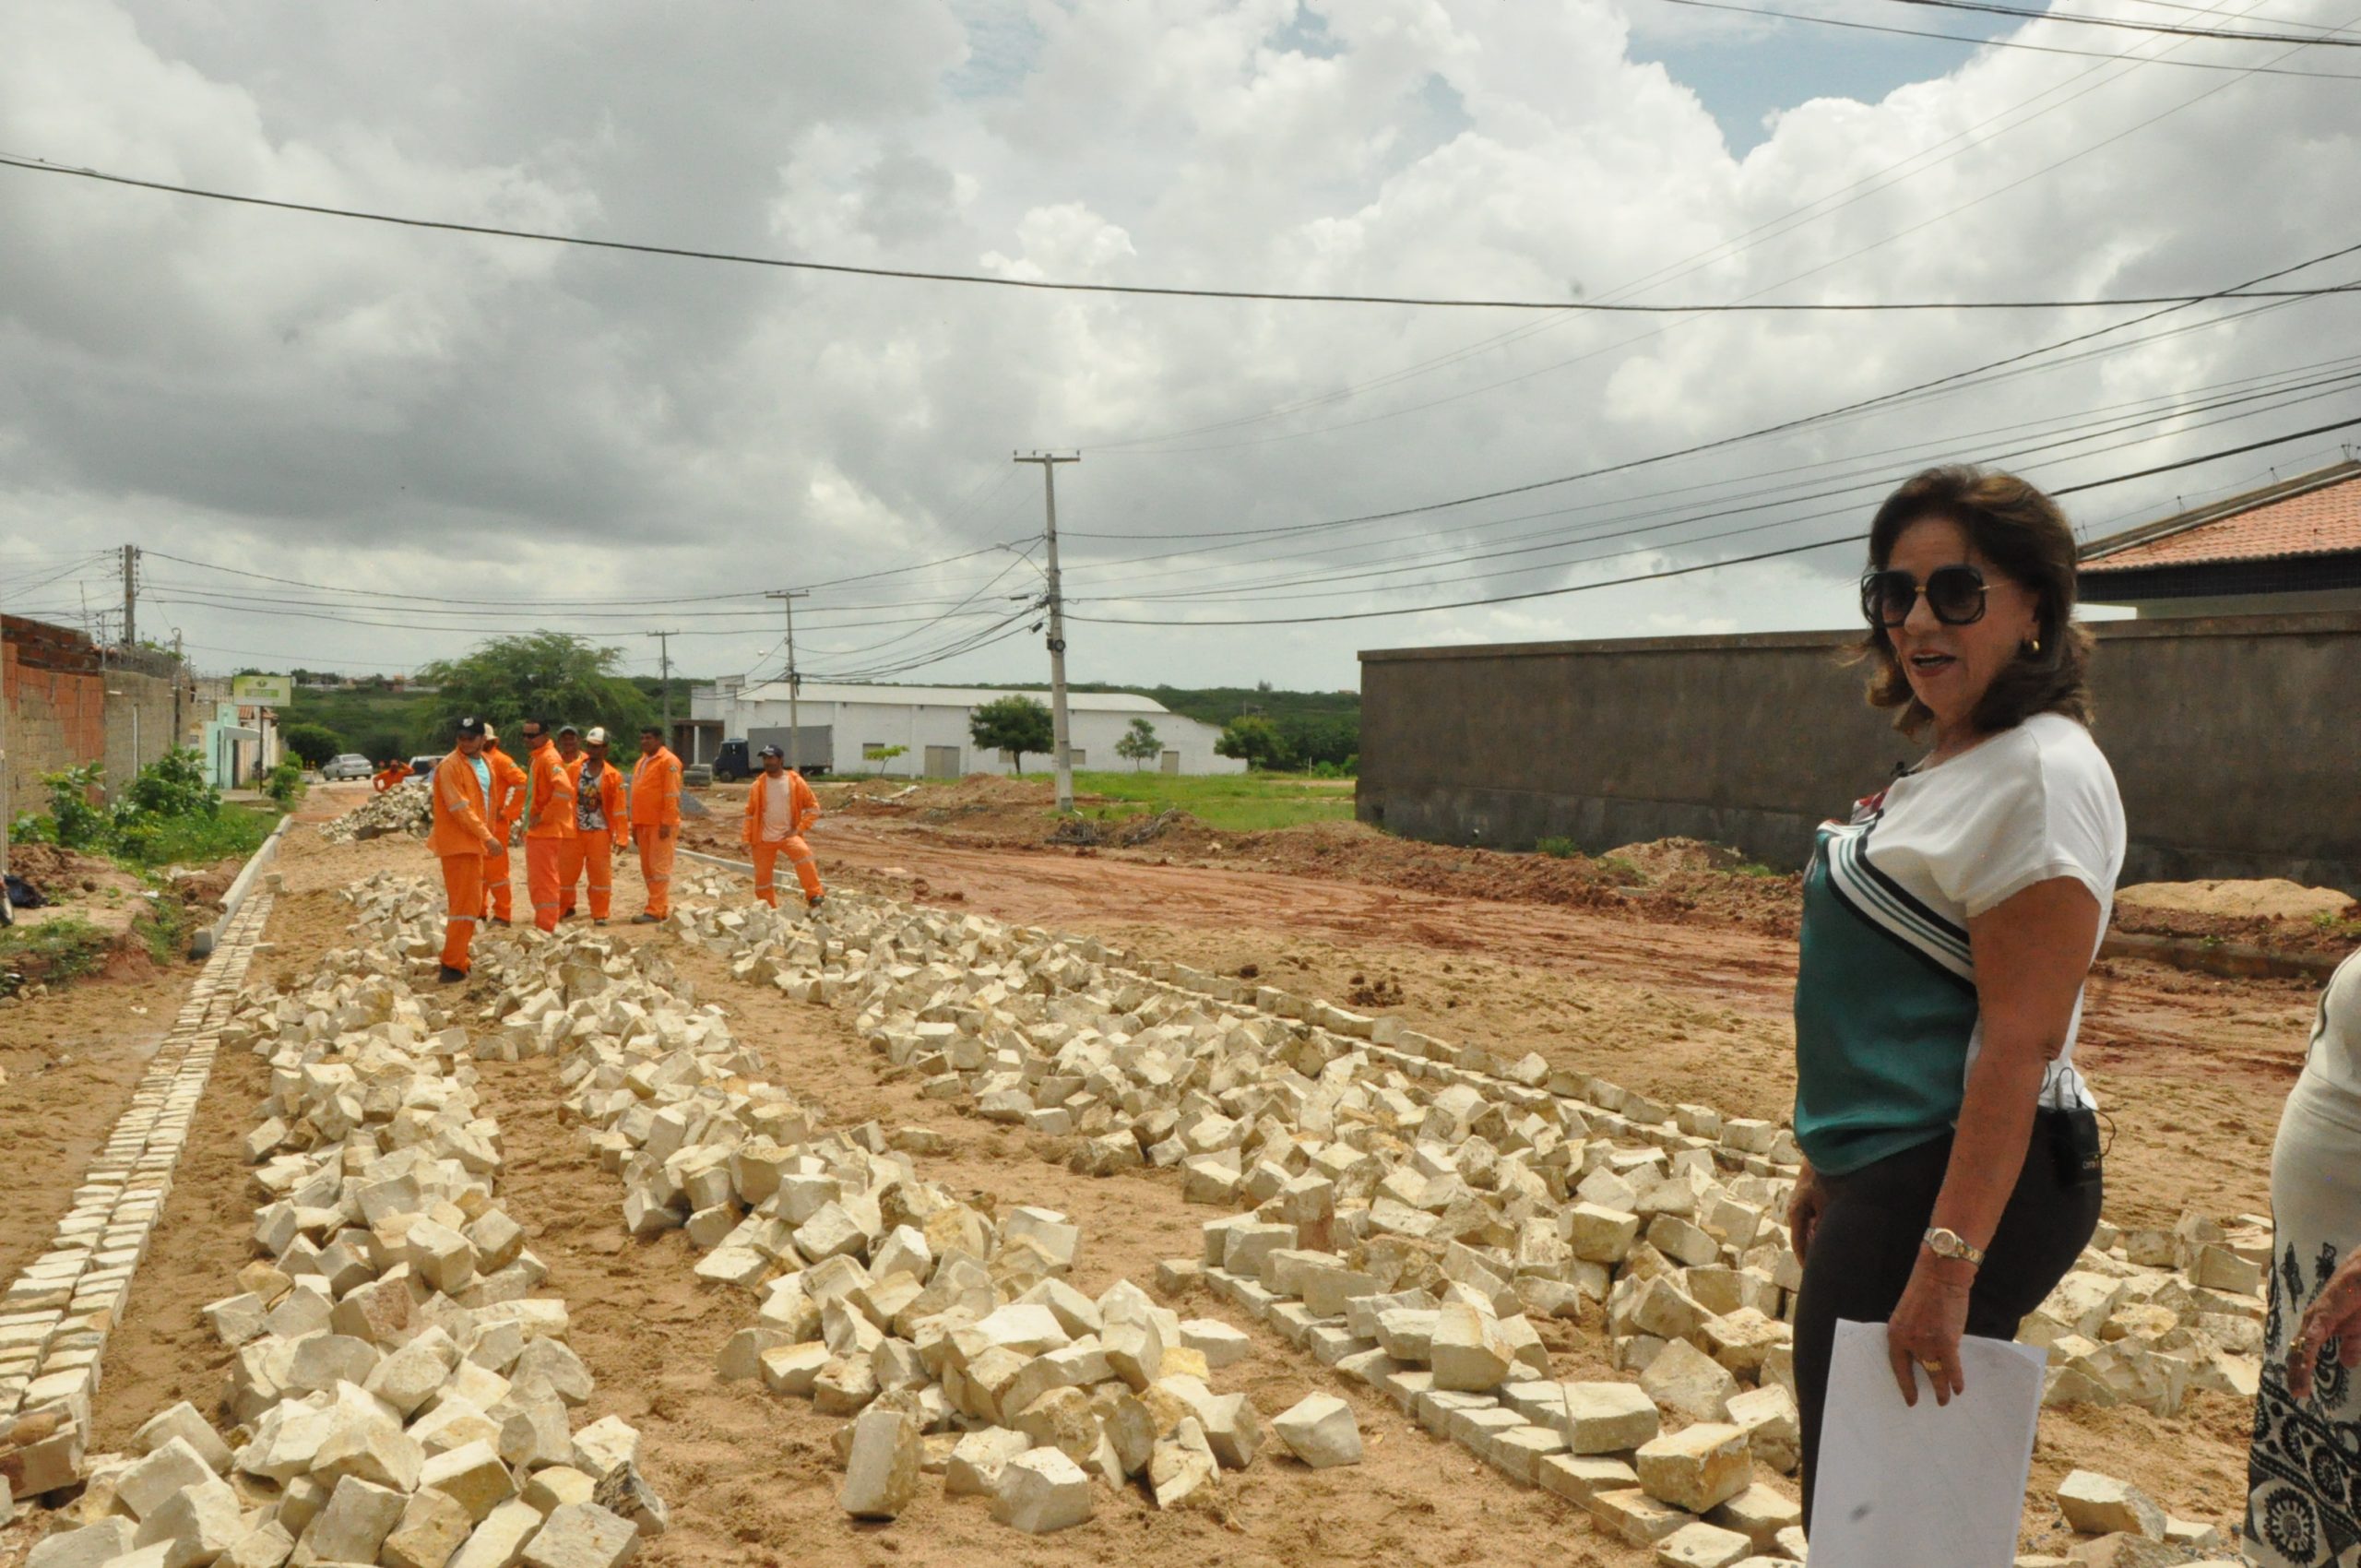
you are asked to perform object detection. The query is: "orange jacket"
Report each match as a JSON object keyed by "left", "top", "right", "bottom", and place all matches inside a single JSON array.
[
  {"left": 574, "top": 756, "right": 629, "bottom": 849},
  {"left": 485, "top": 744, "right": 528, "bottom": 834},
  {"left": 743, "top": 769, "right": 820, "bottom": 845},
  {"left": 629, "top": 747, "right": 682, "bottom": 827},
  {"left": 522, "top": 741, "right": 577, "bottom": 839},
  {"left": 426, "top": 751, "right": 496, "bottom": 858},
  {"left": 372, "top": 761, "right": 410, "bottom": 792}
]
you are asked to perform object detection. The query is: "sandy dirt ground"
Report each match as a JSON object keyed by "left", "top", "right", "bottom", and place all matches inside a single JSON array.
[{"left": 29, "top": 792, "right": 2323, "bottom": 1561}]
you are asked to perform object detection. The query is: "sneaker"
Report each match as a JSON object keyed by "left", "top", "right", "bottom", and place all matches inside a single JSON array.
[
  {"left": 594, "top": 919, "right": 610, "bottom": 927},
  {"left": 806, "top": 894, "right": 826, "bottom": 913},
  {"left": 437, "top": 966, "right": 468, "bottom": 985},
  {"left": 632, "top": 913, "right": 661, "bottom": 924}
]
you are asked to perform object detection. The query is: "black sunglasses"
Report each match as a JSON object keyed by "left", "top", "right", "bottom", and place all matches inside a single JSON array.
[{"left": 1861, "top": 564, "right": 1987, "bottom": 629}]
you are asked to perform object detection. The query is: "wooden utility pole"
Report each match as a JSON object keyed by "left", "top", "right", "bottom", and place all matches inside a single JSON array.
[
  {"left": 765, "top": 589, "right": 811, "bottom": 772},
  {"left": 1014, "top": 451, "right": 1079, "bottom": 814}
]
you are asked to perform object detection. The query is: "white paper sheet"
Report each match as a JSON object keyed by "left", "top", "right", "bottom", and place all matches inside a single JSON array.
[{"left": 1807, "top": 1319, "right": 2049, "bottom": 1568}]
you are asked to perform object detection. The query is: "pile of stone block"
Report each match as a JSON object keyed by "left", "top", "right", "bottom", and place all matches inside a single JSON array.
[
  {"left": 1, "top": 893, "right": 272, "bottom": 1521},
  {"left": 2018, "top": 1216, "right": 2267, "bottom": 1416},
  {"left": 19, "top": 888, "right": 664, "bottom": 1568},
  {"left": 319, "top": 787, "right": 433, "bottom": 845},
  {"left": 2019, "top": 1469, "right": 2241, "bottom": 1566}
]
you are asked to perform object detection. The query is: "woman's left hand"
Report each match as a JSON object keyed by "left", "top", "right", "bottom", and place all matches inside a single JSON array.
[
  {"left": 1885, "top": 1257, "right": 1975, "bottom": 1407},
  {"left": 2289, "top": 1251, "right": 2361, "bottom": 1401}
]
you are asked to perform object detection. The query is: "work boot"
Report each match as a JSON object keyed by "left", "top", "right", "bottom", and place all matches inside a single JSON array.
[
  {"left": 437, "top": 966, "right": 468, "bottom": 985},
  {"left": 594, "top": 919, "right": 609, "bottom": 927},
  {"left": 632, "top": 913, "right": 661, "bottom": 924},
  {"left": 806, "top": 894, "right": 826, "bottom": 913}
]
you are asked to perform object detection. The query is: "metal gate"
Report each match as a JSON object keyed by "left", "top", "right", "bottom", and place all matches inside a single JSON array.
[{"left": 924, "top": 744, "right": 961, "bottom": 778}]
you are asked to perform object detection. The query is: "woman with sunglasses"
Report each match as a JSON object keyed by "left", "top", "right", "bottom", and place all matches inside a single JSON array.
[{"left": 1786, "top": 466, "right": 2123, "bottom": 1531}]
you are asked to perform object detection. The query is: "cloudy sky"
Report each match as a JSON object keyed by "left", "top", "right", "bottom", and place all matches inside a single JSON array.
[{"left": 2, "top": 0, "right": 2355, "bottom": 693}]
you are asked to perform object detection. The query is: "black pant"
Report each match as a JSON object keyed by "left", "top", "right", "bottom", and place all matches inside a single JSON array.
[{"left": 1791, "top": 1121, "right": 2102, "bottom": 1531}]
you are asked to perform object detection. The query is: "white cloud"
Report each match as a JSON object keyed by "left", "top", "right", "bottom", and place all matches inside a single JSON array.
[{"left": 0, "top": 0, "right": 2353, "bottom": 690}]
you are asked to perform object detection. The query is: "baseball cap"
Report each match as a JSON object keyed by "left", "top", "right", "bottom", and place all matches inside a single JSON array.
[
  {"left": 557, "top": 724, "right": 580, "bottom": 739},
  {"left": 457, "top": 716, "right": 486, "bottom": 737},
  {"left": 757, "top": 744, "right": 784, "bottom": 760},
  {"left": 585, "top": 727, "right": 608, "bottom": 745}
]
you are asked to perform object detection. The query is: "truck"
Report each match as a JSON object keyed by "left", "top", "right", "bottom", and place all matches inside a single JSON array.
[{"left": 710, "top": 726, "right": 834, "bottom": 782}]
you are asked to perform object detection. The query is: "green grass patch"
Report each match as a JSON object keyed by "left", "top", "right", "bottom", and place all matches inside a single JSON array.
[
  {"left": 0, "top": 916, "right": 113, "bottom": 996},
  {"left": 1064, "top": 770, "right": 1356, "bottom": 834},
  {"left": 1535, "top": 837, "right": 1582, "bottom": 860},
  {"left": 114, "top": 802, "right": 279, "bottom": 869}
]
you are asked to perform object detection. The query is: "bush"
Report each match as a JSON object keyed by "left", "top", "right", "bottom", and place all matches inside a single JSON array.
[
  {"left": 16, "top": 749, "right": 274, "bottom": 869},
  {"left": 263, "top": 758, "right": 309, "bottom": 809},
  {"left": 281, "top": 722, "right": 343, "bottom": 768},
  {"left": 42, "top": 762, "right": 112, "bottom": 849},
  {"left": 1535, "top": 837, "right": 1582, "bottom": 860}
]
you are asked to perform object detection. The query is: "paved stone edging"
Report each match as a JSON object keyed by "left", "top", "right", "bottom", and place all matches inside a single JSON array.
[{"left": 0, "top": 887, "right": 274, "bottom": 1499}]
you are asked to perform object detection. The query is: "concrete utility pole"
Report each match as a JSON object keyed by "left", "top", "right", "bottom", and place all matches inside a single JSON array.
[
  {"left": 1014, "top": 451, "right": 1079, "bottom": 814},
  {"left": 121, "top": 543, "right": 138, "bottom": 647},
  {"left": 647, "top": 630, "right": 680, "bottom": 754},
  {"left": 765, "top": 589, "right": 811, "bottom": 772}
]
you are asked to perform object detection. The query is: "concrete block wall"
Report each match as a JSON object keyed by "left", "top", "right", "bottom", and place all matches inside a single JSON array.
[
  {"left": 1358, "top": 612, "right": 2361, "bottom": 896},
  {"left": 101, "top": 668, "right": 187, "bottom": 790}
]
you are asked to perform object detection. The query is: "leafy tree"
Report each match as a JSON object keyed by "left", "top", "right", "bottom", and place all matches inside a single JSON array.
[
  {"left": 1115, "top": 718, "right": 1162, "bottom": 771},
  {"left": 414, "top": 633, "right": 655, "bottom": 747},
  {"left": 262, "top": 758, "right": 309, "bottom": 809},
  {"left": 969, "top": 695, "right": 1055, "bottom": 776},
  {"left": 1216, "top": 715, "right": 1295, "bottom": 771},
  {"left": 280, "top": 722, "right": 344, "bottom": 768},
  {"left": 863, "top": 743, "right": 909, "bottom": 775}
]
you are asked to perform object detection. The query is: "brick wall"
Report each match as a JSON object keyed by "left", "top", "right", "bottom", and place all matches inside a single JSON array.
[{"left": 3, "top": 619, "right": 107, "bottom": 818}]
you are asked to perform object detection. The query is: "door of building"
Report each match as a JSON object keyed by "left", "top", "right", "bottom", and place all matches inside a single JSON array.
[
  {"left": 924, "top": 744, "right": 961, "bottom": 778},
  {"left": 1160, "top": 750, "right": 1180, "bottom": 775}
]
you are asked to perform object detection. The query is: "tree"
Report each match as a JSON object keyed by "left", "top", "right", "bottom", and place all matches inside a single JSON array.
[
  {"left": 1115, "top": 718, "right": 1162, "bottom": 771},
  {"left": 413, "top": 633, "right": 655, "bottom": 748},
  {"left": 1216, "top": 715, "right": 1295, "bottom": 771},
  {"left": 280, "top": 723, "right": 343, "bottom": 769},
  {"left": 865, "top": 744, "right": 908, "bottom": 775},
  {"left": 969, "top": 695, "right": 1055, "bottom": 777}
]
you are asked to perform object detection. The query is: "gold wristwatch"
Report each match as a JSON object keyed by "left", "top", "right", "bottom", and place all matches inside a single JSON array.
[{"left": 1923, "top": 1227, "right": 1985, "bottom": 1266}]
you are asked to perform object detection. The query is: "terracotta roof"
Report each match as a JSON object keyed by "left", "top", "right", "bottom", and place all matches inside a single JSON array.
[{"left": 2081, "top": 462, "right": 2361, "bottom": 573}]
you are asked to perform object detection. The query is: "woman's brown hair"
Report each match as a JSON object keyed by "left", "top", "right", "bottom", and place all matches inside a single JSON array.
[{"left": 1857, "top": 464, "right": 2094, "bottom": 737}]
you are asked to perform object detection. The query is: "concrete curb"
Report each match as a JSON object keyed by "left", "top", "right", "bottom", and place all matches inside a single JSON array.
[
  {"left": 190, "top": 812, "right": 294, "bottom": 960},
  {"left": 2100, "top": 929, "right": 2348, "bottom": 982}
]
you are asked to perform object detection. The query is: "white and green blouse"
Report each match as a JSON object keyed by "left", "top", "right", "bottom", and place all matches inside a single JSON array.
[{"left": 1793, "top": 712, "right": 2125, "bottom": 1177}]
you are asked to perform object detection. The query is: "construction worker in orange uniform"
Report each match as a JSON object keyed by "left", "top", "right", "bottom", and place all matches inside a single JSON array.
[
  {"left": 557, "top": 727, "right": 628, "bottom": 923},
  {"left": 628, "top": 725, "right": 682, "bottom": 923},
  {"left": 517, "top": 718, "right": 576, "bottom": 933},
  {"left": 427, "top": 717, "right": 504, "bottom": 982},
  {"left": 743, "top": 743, "right": 825, "bottom": 910},
  {"left": 480, "top": 725, "right": 529, "bottom": 925},
  {"left": 372, "top": 758, "right": 412, "bottom": 792}
]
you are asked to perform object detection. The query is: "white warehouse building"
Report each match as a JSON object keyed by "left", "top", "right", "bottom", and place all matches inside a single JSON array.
[{"left": 681, "top": 680, "right": 1246, "bottom": 778}]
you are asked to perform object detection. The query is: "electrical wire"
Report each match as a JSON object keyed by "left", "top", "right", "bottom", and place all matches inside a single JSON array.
[
  {"left": 1872, "top": 0, "right": 2361, "bottom": 43},
  {"left": 3, "top": 152, "right": 2357, "bottom": 315},
  {"left": 1063, "top": 413, "right": 2361, "bottom": 626},
  {"left": 1647, "top": 0, "right": 2361, "bottom": 71}
]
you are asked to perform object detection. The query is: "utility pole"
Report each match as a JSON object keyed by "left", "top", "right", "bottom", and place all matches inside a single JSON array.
[
  {"left": 765, "top": 589, "right": 811, "bottom": 773},
  {"left": 121, "top": 544, "right": 138, "bottom": 647},
  {"left": 646, "top": 630, "right": 680, "bottom": 755},
  {"left": 1014, "top": 451, "right": 1079, "bottom": 814}
]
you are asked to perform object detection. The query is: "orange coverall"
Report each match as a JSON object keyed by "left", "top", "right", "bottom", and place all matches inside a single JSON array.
[
  {"left": 629, "top": 745, "right": 682, "bottom": 920},
  {"left": 521, "top": 740, "right": 577, "bottom": 933},
  {"left": 481, "top": 743, "right": 528, "bottom": 922},
  {"left": 743, "top": 768, "right": 824, "bottom": 907},
  {"left": 426, "top": 751, "right": 497, "bottom": 974},
  {"left": 557, "top": 757, "right": 628, "bottom": 920},
  {"left": 372, "top": 761, "right": 411, "bottom": 792}
]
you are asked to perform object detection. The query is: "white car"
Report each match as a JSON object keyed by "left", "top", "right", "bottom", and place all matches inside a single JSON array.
[{"left": 320, "top": 754, "right": 374, "bottom": 781}]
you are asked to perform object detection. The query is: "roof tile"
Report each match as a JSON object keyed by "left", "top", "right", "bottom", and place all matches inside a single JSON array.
[{"left": 2082, "top": 469, "right": 2361, "bottom": 572}]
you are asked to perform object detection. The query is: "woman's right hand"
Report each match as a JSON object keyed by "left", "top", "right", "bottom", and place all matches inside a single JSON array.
[{"left": 1789, "top": 1162, "right": 1826, "bottom": 1259}]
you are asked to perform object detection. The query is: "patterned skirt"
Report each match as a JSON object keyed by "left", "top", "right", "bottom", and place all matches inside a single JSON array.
[{"left": 2248, "top": 1068, "right": 2361, "bottom": 1567}]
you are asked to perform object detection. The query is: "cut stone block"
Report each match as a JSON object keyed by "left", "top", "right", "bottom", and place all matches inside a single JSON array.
[
  {"left": 383, "top": 1487, "right": 478, "bottom": 1568},
  {"left": 1272, "top": 1393, "right": 1361, "bottom": 1468},
  {"left": 1556, "top": 1381, "right": 1662, "bottom": 1455},
  {"left": 132, "top": 1476, "right": 244, "bottom": 1568},
  {"left": 131, "top": 1402, "right": 235, "bottom": 1477},
  {"left": 421, "top": 1438, "right": 518, "bottom": 1522},
  {"left": 1654, "top": 1519, "right": 1752, "bottom": 1568},
  {"left": 1640, "top": 1338, "right": 1738, "bottom": 1423},
  {"left": 944, "top": 1428, "right": 1032, "bottom": 1497},
  {"left": 1179, "top": 1319, "right": 1251, "bottom": 1369},
  {"left": 298, "top": 1475, "right": 407, "bottom": 1566},
  {"left": 519, "top": 1501, "right": 640, "bottom": 1568},
  {"left": 992, "top": 1447, "right": 1095, "bottom": 1534},
  {"left": 1635, "top": 1423, "right": 1751, "bottom": 1514},
  {"left": 2058, "top": 1469, "right": 2167, "bottom": 1540},
  {"left": 839, "top": 1408, "right": 922, "bottom": 1520},
  {"left": 1430, "top": 1302, "right": 1513, "bottom": 1392},
  {"left": 1705, "top": 1483, "right": 1803, "bottom": 1550},
  {"left": 23, "top": 1517, "right": 138, "bottom": 1568},
  {"left": 115, "top": 1437, "right": 219, "bottom": 1521}
]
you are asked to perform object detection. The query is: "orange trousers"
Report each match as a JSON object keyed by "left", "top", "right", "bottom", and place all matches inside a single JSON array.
[
  {"left": 439, "top": 853, "right": 484, "bottom": 973},
  {"left": 483, "top": 840, "right": 516, "bottom": 922},
  {"left": 635, "top": 826, "right": 676, "bottom": 919},
  {"left": 558, "top": 835, "right": 617, "bottom": 921},
  {"left": 753, "top": 837, "right": 822, "bottom": 907},
  {"left": 525, "top": 839, "right": 565, "bottom": 932}
]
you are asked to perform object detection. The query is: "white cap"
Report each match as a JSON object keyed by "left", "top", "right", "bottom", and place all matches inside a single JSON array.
[{"left": 584, "top": 726, "right": 609, "bottom": 745}]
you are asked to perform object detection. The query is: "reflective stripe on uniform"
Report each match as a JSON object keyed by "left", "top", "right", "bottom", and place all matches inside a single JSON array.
[{"left": 446, "top": 915, "right": 478, "bottom": 925}]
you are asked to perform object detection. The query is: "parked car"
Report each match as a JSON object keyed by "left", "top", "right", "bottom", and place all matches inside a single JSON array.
[
  {"left": 407, "top": 755, "right": 442, "bottom": 781},
  {"left": 711, "top": 739, "right": 749, "bottom": 782},
  {"left": 320, "top": 754, "right": 374, "bottom": 781}
]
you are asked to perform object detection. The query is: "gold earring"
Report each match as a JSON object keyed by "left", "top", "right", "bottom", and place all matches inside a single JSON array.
[{"left": 2029, "top": 636, "right": 2042, "bottom": 654}]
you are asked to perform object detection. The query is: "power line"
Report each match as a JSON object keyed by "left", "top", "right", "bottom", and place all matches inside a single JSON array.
[
  {"left": 1871, "top": 0, "right": 2361, "bottom": 43},
  {"left": 1649, "top": 0, "right": 2361, "bottom": 73},
  {"left": 4, "top": 151, "right": 2358, "bottom": 314},
  {"left": 1065, "top": 413, "right": 2361, "bottom": 627}
]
